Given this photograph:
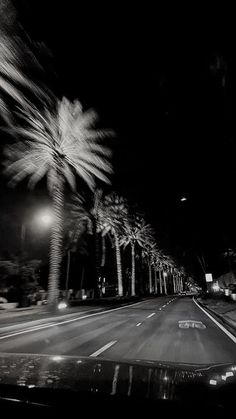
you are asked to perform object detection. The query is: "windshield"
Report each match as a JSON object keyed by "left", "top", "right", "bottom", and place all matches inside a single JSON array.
[{"left": 0, "top": 1, "right": 236, "bottom": 380}]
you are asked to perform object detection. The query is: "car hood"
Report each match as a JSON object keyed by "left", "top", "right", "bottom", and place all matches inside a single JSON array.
[{"left": 0, "top": 353, "right": 235, "bottom": 405}]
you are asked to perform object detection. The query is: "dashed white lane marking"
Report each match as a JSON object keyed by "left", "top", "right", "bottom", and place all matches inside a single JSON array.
[
  {"left": 90, "top": 340, "right": 117, "bottom": 357},
  {"left": 136, "top": 323, "right": 142, "bottom": 327},
  {"left": 159, "top": 308, "right": 162, "bottom": 310},
  {"left": 163, "top": 305, "right": 166, "bottom": 308},
  {"left": 147, "top": 313, "right": 155, "bottom": 318},
  {"left": 193, "top": 298, "right": 236, "bottom": 344}
]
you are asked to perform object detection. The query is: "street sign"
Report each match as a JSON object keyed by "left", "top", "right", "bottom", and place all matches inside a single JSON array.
[{"left": 205, "top": 273, "right": 213, "bottom": 283}]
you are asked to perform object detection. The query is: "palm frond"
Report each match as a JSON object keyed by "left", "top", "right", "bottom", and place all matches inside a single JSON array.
[
  {"left": 0, "top": 31, "right": 53, "bottom": 122},
  {"left": 3, "top": 96, "right": 113, "bottom": 193}
]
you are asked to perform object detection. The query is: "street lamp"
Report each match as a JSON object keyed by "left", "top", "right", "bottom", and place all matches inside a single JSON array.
[
  {"left": 21, "top": 208, "right": 53, "bottom": 254},
  {"left": 35, "top": 209, "right": 53, "bottom": 228}
]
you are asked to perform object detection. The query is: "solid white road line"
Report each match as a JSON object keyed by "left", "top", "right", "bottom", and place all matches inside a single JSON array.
[
  {"left": 0, "top": 300, "right": 151, "bottom": 341},
  {"left": 90, "top": 340, "right": 117, "bottom": 357},
  {"left": 193, "top": 298, "right": 236, "bottom": 344},
  {"left": 147, "top": 313, "right": 155, "bottom": 318},
  {"left": 0, "top": 322, "right": 56, "bottom": 340},
  {"left": 136, "top": 322, "right": 142, "bottom": 326}
]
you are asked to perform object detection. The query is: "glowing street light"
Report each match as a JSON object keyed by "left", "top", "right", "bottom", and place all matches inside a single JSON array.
[
  {"left": 35, "top": 209, "right": 53, "bottom": 228},
  {"left": 180, "top": 196, "right": 187, "bottom": 202},
  {"left": 21, "top": 208, "right": 53, "bottom": 254},
  {"left": 34, "top": 208, "right": 53, "bottom": 228}
]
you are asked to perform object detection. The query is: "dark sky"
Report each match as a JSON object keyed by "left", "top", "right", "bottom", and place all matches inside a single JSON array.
[{"left": 1, "top": 2, "right": 236, "bottom": 282}]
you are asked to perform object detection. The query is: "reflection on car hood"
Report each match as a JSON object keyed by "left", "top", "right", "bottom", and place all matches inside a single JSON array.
[{"left": 0, "top": 353, "right": 236, "bottom": 404}]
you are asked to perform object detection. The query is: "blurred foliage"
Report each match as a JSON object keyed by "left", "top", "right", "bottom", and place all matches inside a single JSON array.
[{"left": 0, "top": 256, "right": 41, "bottom": 288}]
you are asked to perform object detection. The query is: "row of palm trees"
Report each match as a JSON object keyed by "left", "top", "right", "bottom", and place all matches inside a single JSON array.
[
  {"left": 67, "top": 191, "right": 185, "bottom": 297},
  {"left": 0, "top": 19, "right": 185, "bottom": 304}
]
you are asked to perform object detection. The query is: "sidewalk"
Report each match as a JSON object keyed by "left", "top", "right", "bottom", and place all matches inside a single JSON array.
[{"left": 197, "top": 296, "right": 236, "bottom": 330}]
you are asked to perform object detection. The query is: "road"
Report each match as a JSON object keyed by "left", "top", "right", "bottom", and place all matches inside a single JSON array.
[{"left": 0, "top": 296, "right": 236, "bottom": 364}]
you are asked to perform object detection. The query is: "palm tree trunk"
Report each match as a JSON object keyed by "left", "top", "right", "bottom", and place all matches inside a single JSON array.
[
  {"left": 94, "top": 229, "right": 100, "bottom": 297},
  {"left": 65, "top": 249, "right": 71, "bottom": 300},
  {"left": 114, "top": 233, "right": 123, "bottom": 296},
  {"left": 159, "top": 269, "right": 163, "bottom": 294},
  {"left": 148, "top": 262, "right": 152, "bottom": 294},
  {"left": 131, "top": 243, "right": 135, "bottom": 296},
  {"left": 101, "top": 235, "right": 106, "bottom": 267},
  {"left": 154, "top": 269, "right": 157, "bottom": 294},
  {"left": 163, "top": 270, "right": 167, "bottom": 295},
  {"left": 173, "top": 274, "right": 176, "bottom": 294},
  {"left": 177, "top": 274, "right": 180, "bottom": 292},
  {"left": 80, "top": 266, "right": 85, "bottom": 296},
  {"left": 48, "top": 177, "right": 64, "bottom": 305}
]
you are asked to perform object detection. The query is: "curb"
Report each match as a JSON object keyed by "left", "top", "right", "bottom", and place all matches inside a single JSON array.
[{"left": 196, "top": 298, "right": 236, "bottom": 336}]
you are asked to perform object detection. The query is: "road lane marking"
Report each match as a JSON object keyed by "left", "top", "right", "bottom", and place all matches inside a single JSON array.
[
  {"left": 147, "top": 313, "right": 155, "bottom": 318},
  {"left": 163, "top": 305, "right": 166, "bottom": 308},
  {"left": 178, "top": 320, "right": 206, "bottom": 329},
  {"left": 193, "top": 298, "right": 236, "bottom": 344},
  {"left": 0, "top": 300, "right": 153, "bottom": 340},
  {"left": 136, "top": 323, "right": 142, "bottom": 326},
  {"left": 89, "top": 340, "right": 117, "bottom": 357},
  {"left": 0, "top": 323, "right": 56, "bottom": 340}
]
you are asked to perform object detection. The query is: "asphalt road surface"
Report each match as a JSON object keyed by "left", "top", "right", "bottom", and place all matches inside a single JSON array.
[{"left": 0, "top": 296, "right": 236, "bottom": 364}]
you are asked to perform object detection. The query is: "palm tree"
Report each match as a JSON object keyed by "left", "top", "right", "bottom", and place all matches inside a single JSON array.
[
  {"left": 162, "top": 255, "right": 174, "bottom": 294},
  {"left": 156, "top": 253, "right": 167, "bottom": 295},
  {"left": 99, "top": 193, "right": 127, "bottom": 297},
  {"left": 0, "top": 17, "right": 53, "bottom": 124},
  {"left": 3, "top": 98, "right": 113, "bottom": 304},
  {"left": 67, "top": 190, "right": 105, "bottom": 295},
  {"left": 151, "top": 247, "right": 162, "bottom": 294},
  {"left": 141, "top": 242, "right": 157, "bottom": 294},
  {"left": 121, "top": 217, "right": 155, "bottom": 296},
  {"left": 178, "top": 266, "right": 185, "bottom": 292}
]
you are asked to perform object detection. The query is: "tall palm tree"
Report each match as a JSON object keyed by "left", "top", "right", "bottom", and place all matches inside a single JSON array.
[
  {"left": 150, "top": 247, "right": 162, "bottom": 294},
  {"left": 121, "top": 217, "right": 155, "bottom": 296},
  {"left": 167, "top": 257, "right": 177, "bottom": 294},
  {"left": 156, "top": 252, "right": 167, "bottom": 295},
  {"left": 67, "top": 190, "right": 105, "bottom": 294},
  {"left": 141, "top": 242, "right": 157, "bottom": 294},
  {"left": 0, "top": 13, "right": 53, "bottom": 125},
  {"left": 3, "top": 98, "right": 113, "bottom": 304},
  {"left": 99, "top": 193, "right": 127, "bottom": 297}
]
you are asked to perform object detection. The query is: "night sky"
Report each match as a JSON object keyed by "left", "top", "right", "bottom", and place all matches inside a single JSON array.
[{"left": 1, "top": 2, "right": 236, "bottom": 283}]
